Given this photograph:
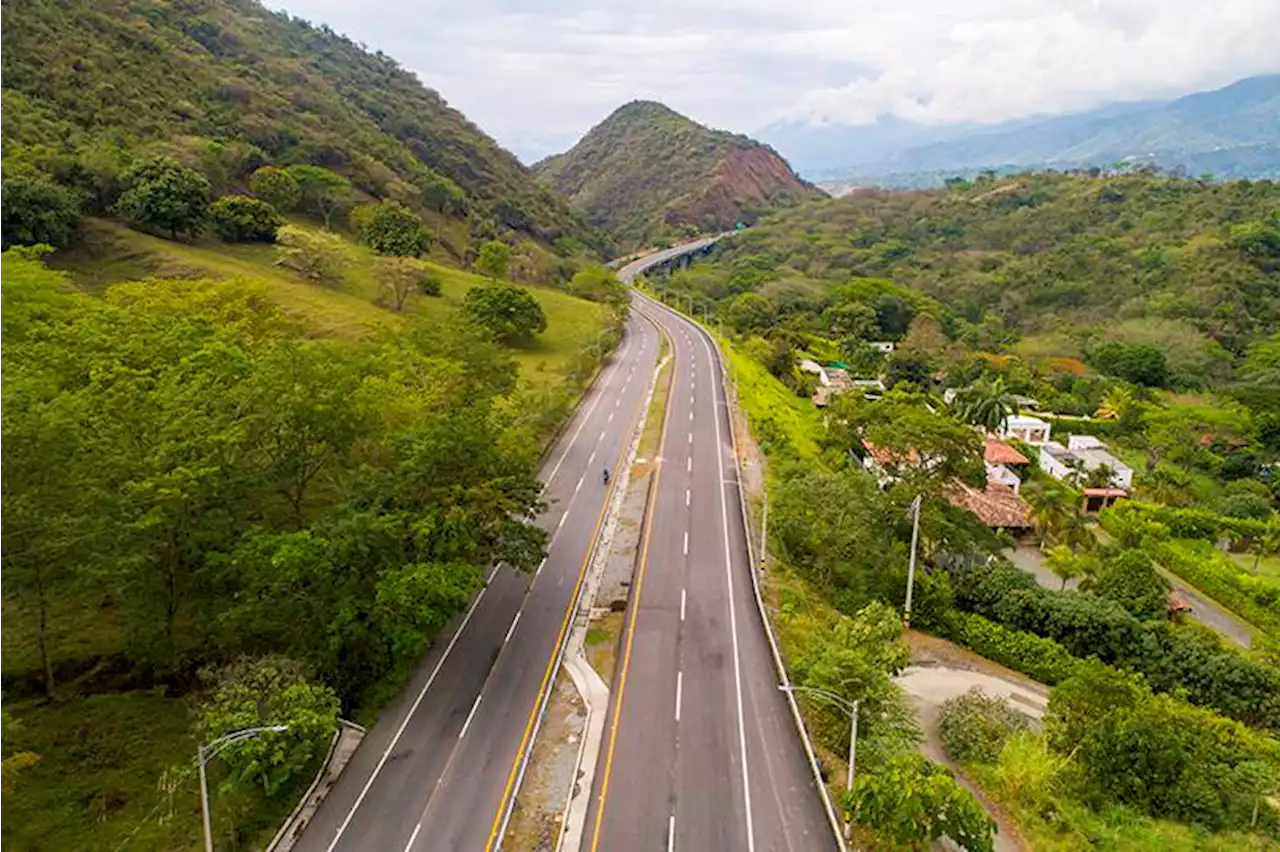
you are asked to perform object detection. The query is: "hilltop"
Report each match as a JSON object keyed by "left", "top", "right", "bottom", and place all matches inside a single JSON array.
[
  {"left": 1, "top": 0, "right": 596, "bottom": 254},
  {"left": 534, "top": 101, "right": 822, "bottom": 248}
]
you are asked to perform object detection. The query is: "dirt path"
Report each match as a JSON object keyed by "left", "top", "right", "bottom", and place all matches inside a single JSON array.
[{"left": 899, "top": 633, "right": 1049, "bottom": 852}]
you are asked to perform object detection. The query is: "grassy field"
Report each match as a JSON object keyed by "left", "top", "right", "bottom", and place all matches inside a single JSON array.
[
  {"left": 51, "top": 218, "right": 611, "bottom": 388},
  {"left": 3, "top": 219, "right": 613, "bottom": 851},
  {"left": 1231, "top": 550, "right": 1280, "bottom": 583}
]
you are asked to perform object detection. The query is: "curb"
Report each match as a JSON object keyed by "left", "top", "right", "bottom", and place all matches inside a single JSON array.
[
  {"left": 266, "top": 720, "right": 366, "bottom": 852},
  {"left": 641, "top": 292, "right": 848, "bottom": 852}
]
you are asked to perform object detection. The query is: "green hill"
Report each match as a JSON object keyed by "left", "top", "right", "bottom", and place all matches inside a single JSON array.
[
  {"left": 1, "top": 0, "right": 596, "bottom": 253},
  {"left": 534, "top": 100, "right": 822, "bottom": 248},
  {"left": 706, "top": 170, "right": 1280, "bottom": 359}
]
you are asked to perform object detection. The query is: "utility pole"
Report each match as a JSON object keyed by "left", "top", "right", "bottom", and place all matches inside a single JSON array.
[{"left": 904, "top": 494, "right": 923, "bottom": 628}]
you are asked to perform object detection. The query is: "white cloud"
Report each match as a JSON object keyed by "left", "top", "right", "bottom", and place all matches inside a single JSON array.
[{"left": 272, "top": 0, "right": 1280, "bottom": 160}]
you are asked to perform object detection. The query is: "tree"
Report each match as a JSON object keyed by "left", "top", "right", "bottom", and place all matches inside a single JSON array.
[
  {"left": 1, "top": 711, "right": 40, "bottom": 793},
  {"left": 375, "top": 256, "right": 431, "bottom": 312},
  {"left": 208, "top": 195, "right": 282, "bottom": 243},
  {"left": 726, "top": 292, "right": 776, "bottom": 335},
  {"left": 285, "top": 165, "right": 352, "bottom": 229},
  {"left": 1023, "top": 481, "right": 1078, "bottom": 548},
  {"left": 1090, "top": 342, "right": 1169, "bottom": 387},
  {"left": 822, "top": 301, "right": 877, "bottom": 339},
  {"left": 1233, "top": 333, "right": 1280, "bottom": 411},
  {"left": 850, "top": 752, "right": 995, "bottom": 852},
  {"left": 1, "top": 168, "right": 82, "bottom": 249},
  {"left": 1094, "top": 385, "right": 1135, "bottom": 421},
  {"left": 353, "top": 199, "right": 434, "bottom": 257},
  {"left": 566, "top": 265, "right": 629, "bottom": 315},
  {"left": 198, "top": 655, "right": 338, "bottom": 796},
  {"left": 249, "top": 165, "right": 302, "bottom": 212},
  {"left": 1042, "top": 545, "right": 1083, "bottom": 590},
  {"left": 116, "top": 155, "right": 211, "bottom": 239},
  {"left": 475, "top": 239, "right": 511, "bottom": 280},
  {"left": 462, "top": 284, "right": 547, "bottom": 343},
  {"left": 1093, "top": 548, "right": 1170, "bottom": 620},
  {"left": 274, "top": 225, "right": 348, "bottom": 283},
  {"left": 953, "top": 376, "right": 1016, "bottom": 433}
]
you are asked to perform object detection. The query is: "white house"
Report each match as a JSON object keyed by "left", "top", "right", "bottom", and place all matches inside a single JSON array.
[
  {"left": 999, "top": 414, "right": 1052, "bottom": 445},
  {"left": 1038, "top": 441, "right": 1080, "bottom": 482},
  {"left": 870, "top": 341, "right": 896, "bottom": 354},
  {"left": 1066, "top": 435, "right": 1133, "bottom": 489},
  {"left": 1038, "top": 436, "right": 1133, "bottom": 490}
]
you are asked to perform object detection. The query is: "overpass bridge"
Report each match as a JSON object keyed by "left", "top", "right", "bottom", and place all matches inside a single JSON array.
[{"left": 614, "top": 233, "right": 731, "bottom": 283}]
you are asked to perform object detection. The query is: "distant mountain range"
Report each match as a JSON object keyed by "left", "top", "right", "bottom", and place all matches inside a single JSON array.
[
  {"left": 535, "top": 101, "right": 822, "bottom": 248},
  {"left": 759, "top": 75, "right": 1280, "bottom": 189}
]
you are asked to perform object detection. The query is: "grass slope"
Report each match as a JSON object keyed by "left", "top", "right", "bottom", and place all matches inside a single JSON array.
[{"left": 52, "top": 219, "right": 611, "bottom": 386}]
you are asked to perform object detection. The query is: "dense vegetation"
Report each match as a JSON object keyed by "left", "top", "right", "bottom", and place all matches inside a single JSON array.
[
  {"left": 534, "top": 100, "right": 821, "bottom": 248},
  {"left": 684, "top": 170, "right": 1279, "bottom": 357},
  {"left": 1, "top": 0, "right": 602, "bottom": 258}
]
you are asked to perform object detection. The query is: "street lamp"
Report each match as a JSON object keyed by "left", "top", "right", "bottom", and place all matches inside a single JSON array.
[
  {"left": 197, "top": 725, "right": 288, "bottom": 852},
  {"left": 904, "top": 494, "right": 923, "bottom": 628},
  {"left": 779, "top": 684, "right": 859, "bottom": 840}
]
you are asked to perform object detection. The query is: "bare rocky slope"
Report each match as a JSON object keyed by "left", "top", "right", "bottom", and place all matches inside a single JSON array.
[{"left": 534, "top": 101, "right": 823, "bottom": 248}]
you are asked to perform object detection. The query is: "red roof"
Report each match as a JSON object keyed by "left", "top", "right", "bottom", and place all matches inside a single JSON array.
[
  {"left": 984, "top": 439, "right": 1028, "bottom": 466},
  {"left": 862, "top": 439, "right": 920, "bottom": 466},
  {"left": 944, "top": 480, "right": 1032, "bottom": 529},
  {"left": 1082, "top": 487, "right": 1127, "bottom": 498}
]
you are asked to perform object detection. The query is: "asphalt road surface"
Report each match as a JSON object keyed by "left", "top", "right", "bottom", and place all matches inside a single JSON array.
[
  {"left": 586, "top": 294, "right": 836, "bottom": 852},
  {"left": 293, "top": 313, "right": 659, "bottom": 852}
]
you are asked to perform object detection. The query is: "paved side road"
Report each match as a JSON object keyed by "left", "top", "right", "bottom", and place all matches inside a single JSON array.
[
  {"left": 292, "top": 315, "right": 660, "bottom": 852},
  {"left": 586, "top": 298, "right": 836, "bottom": 852}
]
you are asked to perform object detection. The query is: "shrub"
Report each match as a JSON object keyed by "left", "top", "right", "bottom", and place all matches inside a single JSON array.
[
  {"left": 115, "top": 155, "right": 211, "bottom": 239},
  {"left": 1102, "top": 501, "right": 1274, "bottom": 546},
  {"left": 417, "top": 274, "right": 442, "bottom": 296},
  {"left": 939, "top": 688, "right": 1030, "bottom": 764},
  {"left": 208, "top": 195, "right": 282, "bottom": 242},
  {"left": 951, "top": 612, "right": 1080, "bottom": 684},
  {"left": 1156, "top": 540, "right": 1280, "bottom": 637}
]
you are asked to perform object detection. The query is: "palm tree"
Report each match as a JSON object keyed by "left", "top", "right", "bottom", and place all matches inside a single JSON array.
[
  {"left": 1043, "top": 544, "right": 1082, "bottom": 589},
  {"left": 1024, "top": 481, "right": 1078, "bottom": 549},
  {"left": 1251, "top": 526, "right": 1280, "bottom": 574},
  {"left": 954, "top": 376, "right": 1017, "bottom": 434},
  {"left": 1095, "top": 386, "right": 1134, "bottom": 421}
]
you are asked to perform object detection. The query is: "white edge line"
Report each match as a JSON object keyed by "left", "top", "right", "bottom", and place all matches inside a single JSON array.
[
  {"left": 503, "top": 612, "right": 522, "bottom": 646},
  {"left": 325, "top": 579, "right": 489, "bottom": 850}
]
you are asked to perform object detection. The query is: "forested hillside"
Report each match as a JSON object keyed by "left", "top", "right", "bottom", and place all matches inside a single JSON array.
[
  {"left": 708, "top": 170, "right": 1280, "bottom": 362},
  {"left": 1, "top": 0, "right": 597, "bottom": 252},
  {"left": 535, "top": 100, "right": 822, "bottom": 248}
]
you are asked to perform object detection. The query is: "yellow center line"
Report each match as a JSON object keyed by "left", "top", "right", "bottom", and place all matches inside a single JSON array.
[
  {"left": 588, "top": 313, "right": 677, "bottom": 852},
  {"left": 483, "top": 314, "right": 663, "bottom": 852}
]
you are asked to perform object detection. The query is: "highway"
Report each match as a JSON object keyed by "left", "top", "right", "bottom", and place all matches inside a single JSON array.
[
  {"left": 292, "top": 311, "right": 660, "bottom": 852},
  {"left": 586, "top": 257, "right": 836, "bottom": 850}
]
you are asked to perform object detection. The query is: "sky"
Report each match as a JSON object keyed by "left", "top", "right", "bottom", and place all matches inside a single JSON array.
[{"left": 272, "top": 0, "right": 1280, "bottom": 162}]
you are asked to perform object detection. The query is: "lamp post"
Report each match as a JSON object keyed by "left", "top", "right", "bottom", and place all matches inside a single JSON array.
[
  {"left": 779, "top": 685, "right": 859, "bottom": 840},
  {"left": 904, "top": 494, "right": 923, "bottom": 628},
  {"left": 197, "top": 725, "right": 288, "bottom": 852}
]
